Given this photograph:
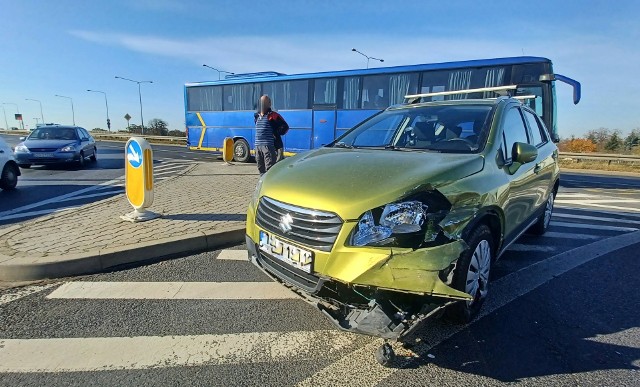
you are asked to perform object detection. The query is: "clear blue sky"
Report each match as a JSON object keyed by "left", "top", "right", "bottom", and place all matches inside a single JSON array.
[{"left": 1, "top": 0, "right": 638, "bottom": 137}]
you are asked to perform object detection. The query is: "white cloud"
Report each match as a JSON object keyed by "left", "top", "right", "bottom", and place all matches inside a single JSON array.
[{"left": 69, "top": 30, "right": 640, "bottom": 134}]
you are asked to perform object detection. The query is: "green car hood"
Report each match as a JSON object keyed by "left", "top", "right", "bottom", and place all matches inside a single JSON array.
[{"left": 260, "top": 148, "right": 485, "bottom": 220}]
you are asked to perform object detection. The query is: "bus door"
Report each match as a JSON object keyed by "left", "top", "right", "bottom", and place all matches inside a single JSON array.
[{"left": 312, "top": 104, "right": 337, "bottom": 148}]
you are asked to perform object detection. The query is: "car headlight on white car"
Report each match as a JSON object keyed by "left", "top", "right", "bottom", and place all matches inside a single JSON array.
[
  {"left": 14, "top": 144, "right": 29, "bottom": 153},
  {"left": 60, "top": 145, "right": 76, "bottom": 152},
  {"left": 350, "top": 201, "right": 428, "bottom": 247}
]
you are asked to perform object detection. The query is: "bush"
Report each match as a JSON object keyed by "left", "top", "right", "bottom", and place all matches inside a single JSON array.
[{"left": 560, "top": 138, "right": 597, "bottom": 153}]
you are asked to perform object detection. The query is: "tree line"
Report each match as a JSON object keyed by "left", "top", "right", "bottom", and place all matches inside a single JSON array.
[
  {"left": 559, "top": 128, "right": 640, "bottom": 154},
  {"left": 92, "top": 118, "right": 185, "bottom": 137}
]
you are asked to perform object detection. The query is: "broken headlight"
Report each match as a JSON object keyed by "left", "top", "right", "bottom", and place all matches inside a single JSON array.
[{"left": 350, "top": 201, "right": 427, "bottom": 247}]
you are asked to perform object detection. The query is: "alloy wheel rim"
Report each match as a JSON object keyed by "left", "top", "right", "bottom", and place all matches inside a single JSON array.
[
  {"left": 235, "top": 145, "right": 245, "bottom": 157},
  {"left": 544, "top": 194, "right": 554, "bottom": 228},
  {"left": 465, "top": 240, "right": 491, "bottom": 306}
]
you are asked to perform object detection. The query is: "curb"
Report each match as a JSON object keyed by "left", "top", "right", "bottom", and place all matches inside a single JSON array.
[{"left": 0, "top": 227, "right": 246, "bottom": 281}]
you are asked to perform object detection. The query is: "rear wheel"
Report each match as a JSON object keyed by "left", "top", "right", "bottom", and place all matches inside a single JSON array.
[
  {"left": 0, "top": 163, "right": 19, "bottom": 190},
  {"left": 233, "top": 139, "right": 251, "bottom": 163},
  {"left": 446, "top": 225, "right": 494, "bottom": 323},
  {"left": 529, "top": 192, "right": 555, "bottom": 235}
]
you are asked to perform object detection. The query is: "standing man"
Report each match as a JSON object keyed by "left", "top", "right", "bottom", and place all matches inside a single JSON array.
[{"left": 254, "top": 95, "right": 289, "bottom": 174}]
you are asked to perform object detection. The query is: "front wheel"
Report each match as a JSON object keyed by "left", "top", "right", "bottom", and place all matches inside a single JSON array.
[
  {"left": 233, "top": 139, "right": 251, "bottom": 163},
  {"left": 77, "top": 152, "right": 85, "bottom": 169},
  {"left": 529, "top": 192, "right": 555, "bottom": 235},
  {"left": 446, "top": 224, "right": 494, "bottom": 323},
  {"left": 90, "top": 148, "right": 97, "bottom": 162},
  {"left": 0, "top": 163, "right": 19, "bottom": 190}
]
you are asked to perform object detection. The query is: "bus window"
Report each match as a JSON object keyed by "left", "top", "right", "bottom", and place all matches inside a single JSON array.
[
  {"left": 342, "top": 76, "right": 361, "bottom": 109},
  {"left": 263, "top": 80, "right": 309, "bottom": 110},
  {"left": 361, "top": 75, "right": 390, "bottom": 109},
  {"left": 223, "top": 83, "right": 261, "bottom": 111},
  {"left": 314, "top": 78, "right": 338, "bottom": 105},
  {"left": 420, "top": 71, "right": 449, "bottom": 101},
  {"left": 187, "top": 85, "right": 223, "bottom": 111},
  {"left": 516, "top": 86, "right": 544, "bottom": 116},
  {"left": 389, "top": 73, "right": 418, "bottom": 105}
]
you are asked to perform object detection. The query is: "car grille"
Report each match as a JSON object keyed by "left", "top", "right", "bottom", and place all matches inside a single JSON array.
[
  {"left": 256, "top": 196, "right": 343, "bottom": 252},
  {"left": 29, "top": 148, "right": 58, "bottom": 152}
]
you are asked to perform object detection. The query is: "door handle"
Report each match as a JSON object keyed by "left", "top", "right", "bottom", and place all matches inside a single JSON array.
[
  {"left": 534, "top": 163, "right": 542, "bottom": 174},
  {"left": 0, "top": 150, "right": 4, "bottom": 153}
]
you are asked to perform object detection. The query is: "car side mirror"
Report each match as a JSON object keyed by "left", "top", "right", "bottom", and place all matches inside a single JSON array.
[
  {"left": 512, "top": 142, "right": 538, "bottom": 164},
  {"left": 19, "top": 137, "right": 26, "bottom": 141}
]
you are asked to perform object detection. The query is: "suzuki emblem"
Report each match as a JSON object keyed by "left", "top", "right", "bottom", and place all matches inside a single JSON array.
[{"left": 279, "top": 213, "right": 294, "bottom": 234}]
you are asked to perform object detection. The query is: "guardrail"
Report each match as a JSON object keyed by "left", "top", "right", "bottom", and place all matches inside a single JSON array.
[
  {"left": 559, "top": 152, "right": 640, "bottom": 164},
  {"left": 92, "top": 133, "right": 187, "bottom": 144}
]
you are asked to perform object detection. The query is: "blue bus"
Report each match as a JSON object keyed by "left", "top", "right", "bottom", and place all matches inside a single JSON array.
[{"left": 184, "top": 56, "right": 580, "bottom": 162}]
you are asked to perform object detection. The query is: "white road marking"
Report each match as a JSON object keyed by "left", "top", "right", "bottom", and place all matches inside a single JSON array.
[
  {"left": 46, "top": 281, "right": 297, "bottom": 300},
  {"left": 555, "top": 206, "right": 640, "bottom": 219},
  {"left": 217, "top": 250, "right": 249, "bottom": 261},
  {"left": 56, "top": 190, "right": 122, "bottom": 203},
  {"left": 0, "top": 206, "right": 83, "bottom": 221},
  {"left": 507, "top": 244, "right": 556, "bottom": 253},
  {"left": 555, "top": 200, "right": 640, "bottom": 213},
  {"left": 0, "top": 176, "right": 123, "bottom": 218},
  {"left": 0, "top": 283, "right": 58, "bottom": 306},
  {"left": 0, "top": 330, "right": 357, "bottom": 373},
  {"left": 550, "top": 221, "right": 638, "bottom": 232},
  {"left": 297, "top": 231, "right": 640, "bottom": 387},
  {"left": 552, "top": 212, "right": 640, "bottom": 226},
  {"left": 539, "top": 231, "right": 600, "bottom": 240}
]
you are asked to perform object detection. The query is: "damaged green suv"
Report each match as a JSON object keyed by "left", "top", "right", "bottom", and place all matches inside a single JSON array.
[{"left": 246, "top": 97, "right": 559, "bottom": 352}]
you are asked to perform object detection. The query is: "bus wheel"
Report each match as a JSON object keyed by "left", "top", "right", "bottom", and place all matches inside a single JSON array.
[{"left": 233, "top": 139, "right": 251, "bottom": 163}]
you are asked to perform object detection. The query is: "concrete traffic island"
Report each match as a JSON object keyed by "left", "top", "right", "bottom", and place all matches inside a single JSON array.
[{"left": 0, "top": 162, "right": 259, "bottom": 281}]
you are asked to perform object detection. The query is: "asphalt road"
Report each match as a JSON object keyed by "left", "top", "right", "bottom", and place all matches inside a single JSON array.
[
  {"left": 1, "top": 183, "right": 639, "bottom": 386},
  {"left": 0, "top": 134, "right": 221, "bottom": 226}
]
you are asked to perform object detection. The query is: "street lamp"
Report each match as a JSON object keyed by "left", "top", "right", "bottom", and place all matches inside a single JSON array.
[
  {"left": 1, "top": 102, "right": 22, "bottom": 130},
  {"left": 351, "top": 48, "right": 384, "bottom": 69},
  {"left": 54, "top": 95, "right": 75, "bottom": 125},
  {"left": 33, "top": 117, "right": 40, "bottom": 126},
  {"left": 87, "top": 89, "right": 110, "bottom": 132},
  {"left": 202, "top": 64, "right": 235, "bottom": 80},
  {"left": 115, "top": 76, "right": 153, "bottom": 134},
  {"left": 25, "top": 98, "right": 44, "bottom": 123},
  {"left": 1, "top": 105, "right": 8, "bottom": 131}
]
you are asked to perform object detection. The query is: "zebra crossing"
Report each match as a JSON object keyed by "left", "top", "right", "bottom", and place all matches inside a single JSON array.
[{"left": 1, "top": 197, "right": 639, "bottom": 381}]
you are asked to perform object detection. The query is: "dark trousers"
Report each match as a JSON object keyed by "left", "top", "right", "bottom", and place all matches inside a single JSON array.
[
  {"left": 256, "top": 145, "right": 277, "bottom": 174},
  {"left": 276, "top": 147, "right": 284, "bottom": 162}
]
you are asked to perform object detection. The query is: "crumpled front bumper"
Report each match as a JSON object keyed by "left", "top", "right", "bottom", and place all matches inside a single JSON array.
[{"left": 246, "top": 231, "right": 472, "bottom": 339}]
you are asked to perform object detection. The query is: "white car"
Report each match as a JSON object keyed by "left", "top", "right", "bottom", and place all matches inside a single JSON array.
[{"left": 0, "top": 137, "right": 20, "bottom": 190}]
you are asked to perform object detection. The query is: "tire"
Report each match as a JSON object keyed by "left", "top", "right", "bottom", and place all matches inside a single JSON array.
[
  {"left": 77, "top": 152, "right": 85, "bottom": 169},
  {"left": 0, "top": 163, "right": 19, "bottom": 190},
  {"left": 446, "top": 224, "right": 494, "bottom": 323},
  {"left": 233, "top": 139, "right": 251, "bottom": 163},
  {"left": 529, "top": 191, "right": 555, "bottom": 235},
  {"left": 90, "top": 148, "right": 97, "bottom": 162},
  {"left": 18, "top": 164, "right": 31, "bottom": 169}
]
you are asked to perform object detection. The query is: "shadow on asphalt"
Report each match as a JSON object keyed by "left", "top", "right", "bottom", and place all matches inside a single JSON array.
[
  {"left": 390, "top": 245, "right": 640, "bottom": 382},
  {"left": 162, "top": 214, "right": 246, "bottom": 221}
]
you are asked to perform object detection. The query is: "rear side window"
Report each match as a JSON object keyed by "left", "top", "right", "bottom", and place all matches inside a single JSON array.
[
  {"left": 522, "top": 110, "right": 547, "bottom": 147},
  {"left": 502, "top": 108, "right": 529, "bottom": 161}
]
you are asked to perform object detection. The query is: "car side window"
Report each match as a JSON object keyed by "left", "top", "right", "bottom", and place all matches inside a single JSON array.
[
  {"left": 501, "top": 107, "right": 530, "bottom": 161},
  {"left": 522, "top": 110, "right": 546, "bottom": 147},
  {"left": 78, "top": 128, "right": 89, "bottom": 140}
]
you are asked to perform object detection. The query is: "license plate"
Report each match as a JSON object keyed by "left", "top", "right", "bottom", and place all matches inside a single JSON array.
[
  {"left": 259, "top": 231, "right": 314, "bottom": 273},
  {"left": 34, "top": 153, "right": 55, "bottom": 158}
]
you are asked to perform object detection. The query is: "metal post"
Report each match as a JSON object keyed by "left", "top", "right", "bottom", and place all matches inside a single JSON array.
[
  {"left": 1, "top": 105, "right": 7, "bottom": 131},
  {"left": 138, "top": 82, "right": 144, "bottom": 135},
  {"left": 87, "top": 90, "right": 110, "bottom": 132},
  {"left": 54, "top": 95, "right": 75, "bottom": 125},
  {"left": 26, "top": 99, "right": 44, "bottom": 123},
  {"left": 351, "top": 48, "right": 384, "bottom": 69},
  {"left": 203, "top": 64, "right": 234, "bottom": 80}
]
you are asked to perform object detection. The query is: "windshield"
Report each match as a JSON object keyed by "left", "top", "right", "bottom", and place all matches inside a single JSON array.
[
  {"left": 28, "top": 127, "right": 78, "bottom": 141},
  {"left": 333, "top": 104, "right": 494, "bottom": 153}
]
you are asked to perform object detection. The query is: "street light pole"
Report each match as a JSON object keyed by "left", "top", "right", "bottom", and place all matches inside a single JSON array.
[
  {"left": 25, "top": 98, "right": 44, "bottom": 123},
  {"left": 115, "top": 76, "right": 153, "bottom": 135},
  {"left": 54, "top": 95, "right": 75, "bottom": 125},
  {"left": 351, "top": 48, "right": 384, "bottom": 69},
  {"left": 2, "top": 102, "right": 22, "bottom": 129},
  {"left": 202, "top": 64, "right": 235, "bottom": 80},
  {"left": 87, "top": 90, "right": 110, "bottom": 132},
  {"left": 33, "top": 117, "right": 40, "bottom": 126},
  {"left": 1, "top": 105, "right": 8, "bottom": 131}
]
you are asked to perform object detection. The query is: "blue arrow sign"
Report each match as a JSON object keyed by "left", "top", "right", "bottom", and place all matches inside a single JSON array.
[{"left": 126, "top": 140, "right": 143, "bottom": 168}]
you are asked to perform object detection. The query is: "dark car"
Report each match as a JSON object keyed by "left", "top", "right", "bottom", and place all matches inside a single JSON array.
[{"left": 13, "top": 125, "right": 97, "bottom": 168}]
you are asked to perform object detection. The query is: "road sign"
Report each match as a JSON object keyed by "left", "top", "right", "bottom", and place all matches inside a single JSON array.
[
  {"left": 124, "top": 113, "right": 131, "bottom": 121},
  {"left": 121, "top": 137, "right": 159, "bottom": 222},
  {"left": 14, "top": 114, "right": 22, "bottom": 121},
  {"left": 107, "top": 118, "right": 111, "bottom": 130}
]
